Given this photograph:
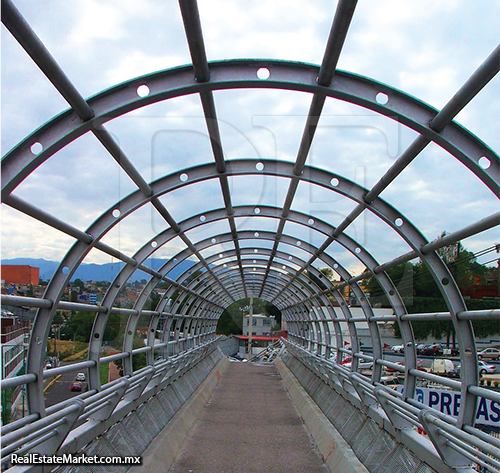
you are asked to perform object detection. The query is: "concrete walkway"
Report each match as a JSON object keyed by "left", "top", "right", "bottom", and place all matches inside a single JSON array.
[{"left": 169, "top": 362, "right": 328, "bottom": 473}]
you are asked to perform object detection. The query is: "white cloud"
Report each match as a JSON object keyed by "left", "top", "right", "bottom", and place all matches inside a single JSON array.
[{"left": 1, "top": 0, "right": 498, "bottom": 280}]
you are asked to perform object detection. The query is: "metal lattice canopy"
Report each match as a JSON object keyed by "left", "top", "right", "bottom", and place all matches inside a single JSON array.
[{"left": 1, "top": 0, "right": 499, "bottom": 470}]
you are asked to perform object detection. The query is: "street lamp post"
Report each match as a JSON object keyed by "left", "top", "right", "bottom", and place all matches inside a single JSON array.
[
  {"left": 239, "top": 298, "right": 254, "bottom": 356},
  {"left": 248, "top": 297, "right": 253, "bottom": 356}
]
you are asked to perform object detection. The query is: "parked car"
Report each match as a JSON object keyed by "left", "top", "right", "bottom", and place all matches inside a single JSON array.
[
  {"left": 416, "top": 344, "right": 427, "bottom": 355},
  {"left": 385, "top": 359, "right": 429, "bottom": 373},
  {"left": 391, "top": 344, "right": 404, "bottom": 353},
  {"left": 341, "top": 359, "right": 373, "bottom": 370},
  {"left": 70, "top": 382, "right": 82, "bottom": 392},
  {"left": 478, "top": 360, "right": 496, "bottom": 376},
  {"left": 380, "top": 375, "right": 400, "bottom": 386},
  {"left": 75, "top": 373, "right": 86, "bottom": 381},
  {"left": 339, "top": 352, "right": 373, "bottom": 370},
  {"left": 478, "top": 348, "right": 500, "bottom": 361},
  {"left": 439, "top": 343, "right": 459, "bottom": 356},
  {"left": 421, "top": 344, "right": 443, "bottom": 357}
]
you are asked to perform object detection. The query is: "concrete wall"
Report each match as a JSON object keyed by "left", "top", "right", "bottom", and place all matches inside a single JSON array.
[
  {"left": 218, "top": 335, "right": 239, "bottom": 356},
  {"left": 275, "top": 358, "right": 369, "bottom": 473},
  {"left": 280, "top": 351, "right": 439, "bottom": 473},
  {"left": 53, "top": 349, "right": 226, "bottom": 473}
]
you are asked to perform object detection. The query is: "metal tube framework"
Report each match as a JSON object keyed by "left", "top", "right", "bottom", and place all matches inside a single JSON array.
[{"left": 1, "top": 1, "right": 499, "bottom": 472}]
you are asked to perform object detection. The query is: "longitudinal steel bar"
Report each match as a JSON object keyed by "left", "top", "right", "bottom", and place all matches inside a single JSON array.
[
  {"left": 198, "top": 90, "right": 247, "bottom": 295},
  {"left": 150, "top": 196, "right": 234, "bottom": 301},
  {"left": 364, "top": 43, "right": 500, "bottom": 203},
  {"left": 178, "top": 0, "right": 210, "bottom": 82},
  {"left": 1, "top": 294, "right": 109, "bottom": 313},
  {"left": 4, "top": 195, "right": 94, "bottom": 244},
  {"left": 2, "top": 0, "right": 160, "bottom": 219},
  {"left": 420, "top": 211, "right": 500, "bottom": 254},
  {"left": 92, "top": 127, "right": 153, "bottom": 197},
  {"left": 317, "top": 0, "right": 358, "bottom": 87},
  {"left": 326, "top": 44, "right": 500, "bottom": 250},
  {"left": 373, "top": 211, "right": 500, "bottom": 274},
  {"left": 429, "top": 44, "right": 500, "bottom": 132},
  {"left": 259, "top": 0, "right": 358, "bottom": 296},
  {"left": 1, "top": 0, "right": 94, "bottom": 121},
  {"left": 178, "top": 0, "right": 247, "bottom": 295},
  {"left": 42, "top": 361, "right": 95, "bottom": 379},
  {"left": 1, "top": 373, "right": 37, "bottom": 390}
]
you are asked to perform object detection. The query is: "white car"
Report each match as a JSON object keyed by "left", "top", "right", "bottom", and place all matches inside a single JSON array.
[
  {"left": 341, "top": 359, "right": 373, "bottom": 370},
  {"left": 478, "top": 360, "right": 496, "bottom": 376},
  {"left": 75, "top": 373, "right": 86, "bottom": 382},
  {"left": 391, "top": 344, "right": 404, "bottom": 353},
  {"left": 478, "top": 348, "right": 500, "bottom": 361}
]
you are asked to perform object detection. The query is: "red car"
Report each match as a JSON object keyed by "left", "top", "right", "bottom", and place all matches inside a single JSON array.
[{"left": 70, "top": 382, "right": 82, "bottom": 392}]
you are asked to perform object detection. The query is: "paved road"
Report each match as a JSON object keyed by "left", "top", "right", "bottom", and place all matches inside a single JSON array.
[
  {"left": 169, "top": 363, "right": 328, "bottom": 473},
  {"left": 44, "top": 365, "right": 89, "bottom": 408}
]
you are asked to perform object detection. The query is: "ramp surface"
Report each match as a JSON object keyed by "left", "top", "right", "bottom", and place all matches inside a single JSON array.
[{"left": 169, "top": 362, "right": 328, "bottom": 473}]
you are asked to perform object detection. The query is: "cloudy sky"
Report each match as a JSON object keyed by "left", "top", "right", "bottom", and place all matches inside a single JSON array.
[{"left": 1, "top": 0, "right": 499, "bottom": 282}]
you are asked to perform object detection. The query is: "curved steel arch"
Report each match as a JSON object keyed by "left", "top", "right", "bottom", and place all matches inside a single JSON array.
[{"left": 2, "top": 60, "right": 498, "bottom": 198}]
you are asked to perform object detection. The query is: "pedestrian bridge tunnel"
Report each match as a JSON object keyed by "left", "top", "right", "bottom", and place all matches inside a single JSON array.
[{"left": 1, "top": 1, "right": 499, "bottom": 472}]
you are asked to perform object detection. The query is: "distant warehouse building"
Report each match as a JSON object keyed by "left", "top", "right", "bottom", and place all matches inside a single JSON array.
[{"left": 1, "top": 265, "right": 40, "bottom": 285}]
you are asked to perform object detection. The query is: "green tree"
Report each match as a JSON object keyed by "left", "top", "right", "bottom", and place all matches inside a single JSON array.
[
  {"left": 216, "top": 298, "right": 281, "bottom": 335},
  {"left": 63, "top": 311, "right": 94, "bottom": 342},
  {"left": 73, "top": 278, "right": 85, "bottom": 289}
]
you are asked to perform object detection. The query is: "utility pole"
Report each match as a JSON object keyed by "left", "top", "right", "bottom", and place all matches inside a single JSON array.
[
  {"left": 446, "top": 242, "right": 460, "bottom": 349},
  {"left": 247, "top": 297, "right": 253, "bottom": 355}
]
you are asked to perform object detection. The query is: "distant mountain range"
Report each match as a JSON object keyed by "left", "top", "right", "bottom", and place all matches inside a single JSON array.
[{"left": 1, "top": 258, "right": 196, "bottom": 283}]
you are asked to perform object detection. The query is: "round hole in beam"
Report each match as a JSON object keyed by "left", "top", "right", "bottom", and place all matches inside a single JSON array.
[
  {"left": 442, "top": 277, "right": 450, "bottom": 286},
  {"left": 30, "top": 142, "right": 43, "bottom": 155},
  {"left": 395, "top": 218, "right": 404, "bottom": 227},
  {"left": 308, "top": 218, "right": 315, "bottom": 226},
  {"left": 296, "top": 241, "right": 301, "bottom": 246},
  {"left": 211, "top": 238, "right": 217, "bottom": 244},
  {"left": 254, "top": 207, "right": 261, "bottom": 214},
  {"left": 288, "top": 256, "right": 293, "bottom": 260},
  {"left": 254, "top": 232, "right": 260, "bottom": 237},
  {"left": 94, "top": 333, "right": 100, "bottom": 339},
  {"left": 253, "top": 260, "right": 257, "bottom": 263},
  {"left": 137, "top": 84, "right": 150, "bottom": 97},
  {"left": 255, "top": 162, "right": 264, "bottom": 171},
  {"left": 355, "top": 247, "right": 361, "bottom": 254},
  {"left": 331, "top": 177, "right": 339, "bottom": 187},
  {"left": 62, "top": 267, "right": 70, "bottom": 275},
  {"left": 254, "top": 249, "right": 259, "bottom": 253},
  {"left": 478, "top": 156, "right": 491, "bottom": 169},
  {"left": 180, "top": 173, "right": 189, "bottom": 182},
  {"left": 200, "top": 215, "right": 206, "bottom": 222},
  {"left": 376, "top": 92, "right": 389, "bottom": 104},
  {"left": 112, "top": 209, "right": 121, "bottom": 218},
  {"left": 219, "top": 253, "right": 223, "bottom": 258},
  {"left": 257, "top": 67, "right": 270, "bottom": 80},
  {"left": 333, "top": 263, "right": 338, "bottom": 269},
  {"left": 151, "top": 241, "right": 158, "bottom": 248}
]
